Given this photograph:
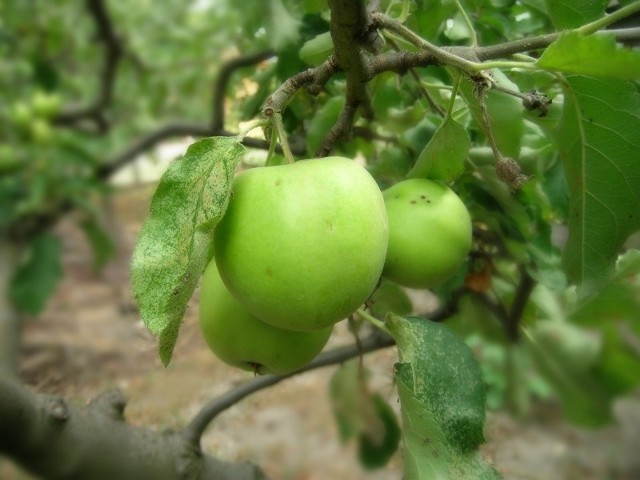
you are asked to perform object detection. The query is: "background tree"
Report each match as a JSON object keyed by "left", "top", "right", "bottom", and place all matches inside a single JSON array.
[{"left": 2, "top": 0, "right": 640, "bottom": 478}]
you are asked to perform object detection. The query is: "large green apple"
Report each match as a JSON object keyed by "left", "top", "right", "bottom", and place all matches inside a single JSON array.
[
  {"left": 214, "top": 157, "right": 388, "bottom": 331},
  {"left": 199, "top": 260, "right": 333, "bottom": 375},
  {"left": 382, "top": 178, "right": 471, "bottom": 288}
]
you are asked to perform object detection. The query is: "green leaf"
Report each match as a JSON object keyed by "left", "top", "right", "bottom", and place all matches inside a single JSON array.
[
  {"left": 525, "top": 321, "right": 613, "bottom": 426},
  {"left": 387, "top": 315, "right": 501, "bottom": 479},
  {"left": 570, "top": 250, "right": 640, "bottom": 395},
  {"left": 408, "top": 117, "right": 470, "bottom": 181},
  {"left": 305, "top": 96, "right": 344, "bottom": 155},
  {"left": 268, "top": 0, "right": 301, "bottom": 51},
  {"left": 368, "top": 278, "right": 413, "bottom": 319},
  {"left": 537, "top": 32, "right": 640, "bottom": 80},
  {"left": 131, "top": 137, "right": 245, "bottom": 366},
  {"left": 358, "top": 394, "right": 401, "bottom": 470},
  {"left": 460, "top": 69, "right": 523, "bottom": 158},
  {"left": 299, "top": 31, "right": 333, "bottom": 66},
  {"left": 544, "top": 0, "right": 607, "bottom": 29},
  {"left": 10, "top": 233, "right": 62, "bottom": 316},
  {"left": 556, "top": 76, "right": 640, "bottom": 292},
  {"left": 80, "top": 218, "right": 116, "bottom": 272}
]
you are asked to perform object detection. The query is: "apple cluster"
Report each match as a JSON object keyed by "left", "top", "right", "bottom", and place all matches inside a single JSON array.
[{"left": 199, "top": 157, "right": 471, "bottom": 375}]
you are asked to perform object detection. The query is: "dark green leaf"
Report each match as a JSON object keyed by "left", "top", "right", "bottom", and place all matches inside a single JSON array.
[
  {"left": 538, "top": 32, "right": 640, "bottom": 80},
  {"left": 80, "top": 218, "right": 116, "bottom": 272},
  {"left": 387, "top": 315, "right": 501, "bottom": 479},
  {"left": 358, "top": 395, "right": 401, "bottom": 470},
  {"left": 556, "top": 76, "right": 640, "bottom": 292},
  {"left": 130, "top": 137, "right": 245, "bottom": 366},
  {"left": 10, "top": 233, "right": 62, "bottom": 316}
]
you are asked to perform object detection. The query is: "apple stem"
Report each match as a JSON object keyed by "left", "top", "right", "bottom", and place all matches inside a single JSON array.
[
  {"left": 272, "top": 113, "right": 295, "bottom": 164},
  {"left": 356, "top": 307, "right": 392, "bottom": 336}
]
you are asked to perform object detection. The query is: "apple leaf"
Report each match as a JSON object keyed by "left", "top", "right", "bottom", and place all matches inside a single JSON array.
[
  {"left": 9, "top": 233, "right": 62, "bottom": 316},
  {"left": 131, "top": 137, "right": 245, "bottom": 366},
  {"left": 305, "top": 96, "right": 344, "bottom": 155},
  {"left": 525, "top": 321, "right": 613, "bottom": 427},
  {"left": 299, "top": 31, "right": 333, "bottom": 66},
  {"left": 537, "top": 32, "right": 640, "bottom": 80},
  {"left": 570, "top": 249, "right": 640, "bottom": 395},
  {"left": 80, "top": 218, "right": 116, "bottom": 273},
  {"left": 544, "top": 0, "right": 607, "bottom": 29},
  {"left": 460, "top": 69, "right": 523, "bottom": 159},
  {"left": 386, "top": 315, "right": 501, "bottom": 479},
  {"left": 555, "top": 76, "right": 640, "bottom": 292},
  {"left": 408, "top": 117, "right": 470, "bottom": 182}
]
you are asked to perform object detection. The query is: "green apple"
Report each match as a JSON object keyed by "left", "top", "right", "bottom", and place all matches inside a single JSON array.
[
  {"left": 199, "top": 260, "right": 333, "bottom": 375},
  {"left": 31, "top": 91, "right": 62, "bottom": 118},
  {"left": 29, "top": 118, "right": 54, "bottom": 145},
  {"left": 214, "top": 157, "right": 388, "bottom": 331},
  {"left": 382, "top": 178, "right": 471, "bottom": 288}
]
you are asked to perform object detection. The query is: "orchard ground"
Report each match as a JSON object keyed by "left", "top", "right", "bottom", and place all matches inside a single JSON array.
[{"left": 2, "top": 182, "right": 640, "bottom": 480}]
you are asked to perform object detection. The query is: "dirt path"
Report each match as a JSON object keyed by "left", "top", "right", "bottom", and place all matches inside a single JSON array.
[{"left": 3, "top": 185, "right": 640, "bottom": 480}]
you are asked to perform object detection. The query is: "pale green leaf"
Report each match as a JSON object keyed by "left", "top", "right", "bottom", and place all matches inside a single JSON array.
[
  {"left": 408, "top": 117, "right": 470, "bottom": 181},
  {"left": 387, "top": 315, "right": 501, "bottom": 479},
  {"left": 544, "top": 0, "right": 607, "bottom": 29},
  {"left": 525, "top": 321, "right": 613, "bottom": 426},
  {"left": 556, "top": 76, "right": 640, "bottom": 292},
  {"left": 10, "top": 233, "right": 62, "bottom": 316},
  {"left": 570, "top": 249, "right": 640, "bottom": 395},
  {"left": 131, "top": 137, "right": 245, "bottom": 366},
  {"left": 299, "top": 31, "right": 333, "bottom": 66},
  {"left": 269, "top": 0, "right": 301, "bottom": 51},
  {"left": 538, "top": 32, "right": 640, "bottom": 80}
]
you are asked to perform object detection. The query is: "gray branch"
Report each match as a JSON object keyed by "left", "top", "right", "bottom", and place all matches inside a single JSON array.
[{"left": 0, "top": 375, "right": 267, "bottom": 480}]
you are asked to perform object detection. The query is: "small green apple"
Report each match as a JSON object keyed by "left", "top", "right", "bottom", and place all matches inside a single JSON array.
[
  {"left": 199, "top": 260, "right": 333, "bottom": 375},
  {"left": 382, "top": 178, "right": 471, "bottom": 288},
  {"left": 29, "top": 118, "right": 54, "bottom": 145},
  {"left": 31, "top": 90, "right": 62, "bottom": 119},
  {"left": 214, "top": 157, "right": 388, "bottom": 331}
]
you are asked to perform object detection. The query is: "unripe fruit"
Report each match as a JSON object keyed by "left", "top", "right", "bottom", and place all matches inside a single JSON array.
[
  {"left": 214, "top": 157, "right": 389, "bottom": 331},
  {"left": 199, "top": 260, "right": 333, "bottom": 375},
  {"left": 382, "top": 178, "right": 472, "bottom": 288}
]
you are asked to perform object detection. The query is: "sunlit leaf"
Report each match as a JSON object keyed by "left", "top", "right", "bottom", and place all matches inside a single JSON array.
[
  {"left": 538, "top": 32, "right": 640, "bottom": 80},
  {"left": 544, "top": 0, "right": 607, "bottom": 29},
  {"left": 131, "top": 137, "right": 244, "bottom": 366}
]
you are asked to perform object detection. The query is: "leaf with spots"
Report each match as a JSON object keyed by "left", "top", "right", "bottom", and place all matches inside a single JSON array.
[
  {"left": 131, "top": 137, "right": 245, "bottom": 366},
  {"left": 555, "top": 76, "right": 640, "bottom": 293},
  {"left": 387, "top": 314, "right": 501, "bottom": 479}
]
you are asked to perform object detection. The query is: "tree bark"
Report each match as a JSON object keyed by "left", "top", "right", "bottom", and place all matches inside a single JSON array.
[{"left": 0, "top": 376, "right": 267, "bottom": 480}]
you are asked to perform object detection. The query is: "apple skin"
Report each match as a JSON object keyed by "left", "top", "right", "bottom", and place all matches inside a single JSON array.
[
  {"left": 214, "top": 157, "right": 388, "bottom": 331},
  {"left": 199, "top": 260, "right": 333, "bottom": 375},
  {"left": 382, "top": 178, "right": 471, "bottom": 288}
]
